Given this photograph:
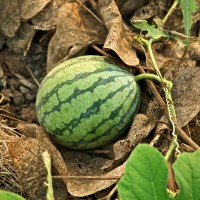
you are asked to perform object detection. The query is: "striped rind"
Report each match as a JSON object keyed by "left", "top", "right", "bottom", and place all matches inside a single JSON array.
[{"left": 36, "top": 55, "right": 140, "bottom": 149}]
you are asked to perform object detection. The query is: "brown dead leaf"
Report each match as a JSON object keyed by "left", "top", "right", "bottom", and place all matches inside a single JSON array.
[
  {"left": 6, "top": 22, "right": 35, "bottom": 55},
  {"left": 189, "top": 41, "right": 200, "bottom": 60},
  {"left": 7, "top": 138, "right": 48, "bottom": 199},
  {"left": 172, "top": 66, "right": 200, "bottom": 127},
  {"left": 110, "top": 113, "right": 156, "bottom": 163},
  {"left": 47, "top": 1, "right": 107, "bottom": 71},
  {"left": 17, "top": 123, "right": 70, "bottom": 188},
  {"left": 155, "top": 64, "right": 200, "bottom": 142},
  {"left": 7, "top": 137, "right": 69, "bottom": 200},
  {"left": 0, "top": 0, "right": 20, "bottom": 37},
  {"left": 98, "top": 0, "right": 139, "bottom": 66},
  {"left": 19, "top": 0, "right": 52, "bottom": 20},
  {"left": 128, "top": 113, "right": 156, "bottom": 146},
  {"left": 60, "top": 148, "right": 125, "bottom": 197},
  {"left": 32, "top": 0, "right": 66, "bottom": 30}
]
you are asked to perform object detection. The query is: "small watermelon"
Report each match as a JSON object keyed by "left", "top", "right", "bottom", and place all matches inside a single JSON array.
[{"left": 36, "top": 55, "right": 140, "bottom": 149}]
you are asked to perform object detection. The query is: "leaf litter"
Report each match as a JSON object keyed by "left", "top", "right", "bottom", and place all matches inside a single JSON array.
[{"left": 0, "top": 0, "right": 200, "bottom": 199}]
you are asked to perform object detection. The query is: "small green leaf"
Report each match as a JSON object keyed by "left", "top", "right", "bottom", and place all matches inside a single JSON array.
[
  {"left": 180, "top": 0, "right": 197, "bottom": 40},
  {"left": 173, "top": 149, "right": 200, "bottom": 200},
  {"left": 131, "top": 20, "right": 170, "bottom": 40},
  {"left": 117, "top": 144, "right": 170, "bottom": 200},
  {"left": 0, "top": 190, "right": 25, "bottom": 200}
]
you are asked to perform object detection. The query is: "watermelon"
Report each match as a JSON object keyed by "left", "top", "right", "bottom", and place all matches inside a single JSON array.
[{"left": 36, "top": 55, "right": 140, "bottom": 149}]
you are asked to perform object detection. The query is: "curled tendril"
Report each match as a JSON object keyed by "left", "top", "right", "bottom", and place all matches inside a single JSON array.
[{"left": 164, "top": 81, "right": 180, "bottom": 157}]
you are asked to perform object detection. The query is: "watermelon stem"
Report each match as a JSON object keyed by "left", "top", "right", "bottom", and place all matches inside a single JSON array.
[{"left": 134, "top": 73, "right": 162, "bottom": 83}]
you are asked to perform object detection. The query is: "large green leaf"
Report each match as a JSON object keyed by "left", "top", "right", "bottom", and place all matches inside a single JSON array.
[
  {"left": 0, "top": 190, "right": 25, "bottom": 200},
  {"left": 173, "top": 149, "right": 200, "bottom": 200},
  {"left": 117, "top": 144, "right": 170, "bottom": 200},
  {"left": 180, "top": 0, "right": 197, "bottom": 38}
]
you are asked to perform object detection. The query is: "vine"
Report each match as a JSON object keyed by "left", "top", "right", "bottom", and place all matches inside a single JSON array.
[{"left": 133, "top": 33, "right": 179, "bottom": 160}]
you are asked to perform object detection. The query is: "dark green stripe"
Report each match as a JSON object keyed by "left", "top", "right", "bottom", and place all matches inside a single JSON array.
[
  {"left": 36, "top": 66, "right": 131, "bottom": 111},
  {"left": 75, "top": 85, "right": 140, "bottom": 147}
]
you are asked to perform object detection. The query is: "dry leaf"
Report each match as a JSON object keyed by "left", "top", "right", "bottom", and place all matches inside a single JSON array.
[
  {"left": 20, "top": 0, "right": 52, "bottom": 20},
  {"left": 172, "top": 66, "right": 200, "bottom": 127},
  {"left": 98, "top": 0, "right": 139, "bottom": 66},
  {"left": 7, "top": 22, "right": 35, "bottom": 55},
  {"left": 189, "top": 41, "right": 200, "bottom": 60},
  {"left": 32, "top": 0, "right": 66, "bottom": 30},
  {"left": 60, "top": 149, "right": 125, "bottom": 197},
  {"left": 47, "top": 2, "right": 107, "bottom": 71},
  {"left": 0, "top": 0, "right": 20, "bottom": 37},
  {"left": 7, "top": 138, "right": 48, "bottom": 199},
  {"left": 17, "top": 123, "right": 70, "bottom": 189},
  {"left": 109, "top": 113, "right": 156, "bottom": 163}
]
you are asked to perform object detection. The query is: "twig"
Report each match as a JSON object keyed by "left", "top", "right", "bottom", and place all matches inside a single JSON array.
[
  {"left": 76, "top": 0, "right": 104, "bottom": 24},
  {"left": 107, "top": 185, "right": 117, "bottom": 200},
  {"left": 24, "top": 65, "right": 40, "bottom": 87},
  {"left": 91, "top": 44, "right": 113, "bottom": 58},
  {"left": 52, "top": 175, "right": 121, "bottom": 180}
]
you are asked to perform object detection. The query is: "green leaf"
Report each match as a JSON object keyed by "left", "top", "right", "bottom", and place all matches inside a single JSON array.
[
  {"left": 117, "top": 144, "right": 170, "bottom": 200},
  {"left": 43, "top": 151, "right": 54, "bottom": 200},
  {"left": 173, "top": 149, "right": 200, "bottom": 200},
  {"left": 180, "top": 0, "right": 197, "bottom": 39},
  {"left": 131, "top": 20, "right": 170, "bottom": 40},
  {"left": 0, "top": 190, "right": 25, "bottom": 200}
]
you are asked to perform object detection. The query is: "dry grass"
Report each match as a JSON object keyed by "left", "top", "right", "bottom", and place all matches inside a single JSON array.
[{"left": 0, "top": 119, "right": 21, "bottom": 192}]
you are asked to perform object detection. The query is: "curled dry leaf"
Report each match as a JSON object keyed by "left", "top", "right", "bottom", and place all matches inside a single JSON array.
[
  {"left": 19, "top": 0, "right": 52, "bottom": 20},
  {"left": 0, "top": 0, "right": 20, "bottom": 37},
  {"left": 47, "top": 2, "right": 107, "bottom": 71},
  {"left": 98, "top": 0, "right": 139, "bottom": 66}
]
